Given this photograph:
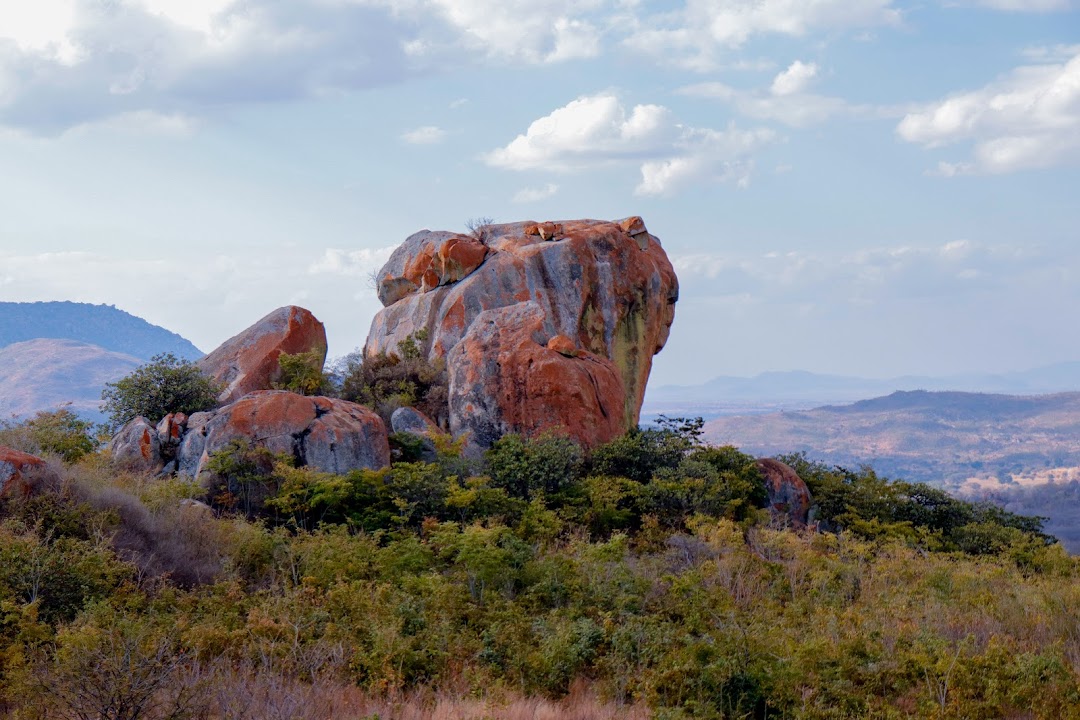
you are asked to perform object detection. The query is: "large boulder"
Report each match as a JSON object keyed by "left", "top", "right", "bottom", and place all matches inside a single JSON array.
[
  {"left": 365, "top": 217, "right": 678, "bottom": 448},
  {"left": 198, "top": 306, "right": 328, "bottom": 405},
  {"left": 448, "top": 302, "right": 626, "bottom": 450},
  {"left": 0, "top": 446, "right": 49, "bottom": 496},
  {"left": 107, "top": 416, "right": 164, "bottom": 473},
  {"left": 175, "top": 391, "right": 390, "bottom": 478},
  {"left": 755, "top": 458, "right": 813, "bottom": 527}
]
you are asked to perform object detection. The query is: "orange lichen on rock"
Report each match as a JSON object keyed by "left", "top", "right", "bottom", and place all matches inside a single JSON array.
[
  {"left": 177, "top": 390, "right": 390, "bottom": 477},
  {"left": 365, "top": 218, "right": 678, "bottom": 448},
  {"left": 448, "top": 302, "right": 626, "bottom": 451},
  {"left": 755, "top": 458, "right": 813, "bottom": 527},
  {"left": 198, "top": 306, "right": 328, "bottom": 405}
]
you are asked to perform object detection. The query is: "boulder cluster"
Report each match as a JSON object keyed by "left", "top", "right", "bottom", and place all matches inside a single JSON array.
[
  {"left": 109, "top": 306, "right": 388, "bottom": 478},
  {"left": 102, "top": 215, "right": 811, "bottom": 523}
]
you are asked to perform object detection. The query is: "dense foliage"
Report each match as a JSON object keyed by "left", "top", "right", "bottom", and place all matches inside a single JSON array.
[
  {"left": 0, "top": 418, "right": 1075, "bottom": 719},
  {"left": 335, "top": 331, "right": 449, "bottom": 427},
  {"left": 100, "top": 353, "right": 221, "bottom": 431},
  {"left": 0, "top": 408, "right": 96, "bottom": 463}
]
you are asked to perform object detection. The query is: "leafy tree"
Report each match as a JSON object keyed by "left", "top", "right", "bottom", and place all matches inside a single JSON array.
[
  {"left": 25, "top": 408, "right": 96, "bottom": 462},
  {"left": 275, "top": 350, "right": 334, "bottom": 396},
  {"left": 101, "top": 353, "right": 221, "bottom": 431}
]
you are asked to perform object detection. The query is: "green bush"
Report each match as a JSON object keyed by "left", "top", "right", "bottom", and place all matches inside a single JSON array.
[
  {"left": 100, "top": 353, "right": 221, "bottom": 431},
  {"left": 336, "top": 331, "right": 448, "bottom": 427},
  {"left": 275, "top": 350, "right": 334, "bottom": 396}
]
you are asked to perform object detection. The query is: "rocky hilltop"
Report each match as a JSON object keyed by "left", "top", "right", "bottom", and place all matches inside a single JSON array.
[
  {"left": 366, "top": 217, "right": 678, "bottom": 449},
  {"left": 110, "top": 216, "right": 679, "bottom": 478}
]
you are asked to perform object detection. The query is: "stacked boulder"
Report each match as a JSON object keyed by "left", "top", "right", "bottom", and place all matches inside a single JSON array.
[
  {"left": 109, "top": 307, "right": 390, "bottom": 479},
  {"left": 365, "top": 217, "right": 679, "bottom": 450}
]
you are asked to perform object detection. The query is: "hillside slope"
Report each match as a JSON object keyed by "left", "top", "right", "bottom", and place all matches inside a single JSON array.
[
  {"left": 704, "top": 390, "right": 1080, "bottom": 488},
  {"left": 0, "top": 339, "right": 142, "bottom": 420},
  {"left": 0, "top": 301, "right": 202, "bottom": 360}
]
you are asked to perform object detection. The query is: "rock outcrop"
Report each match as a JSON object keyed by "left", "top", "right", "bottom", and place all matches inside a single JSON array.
[
  {"left": 0, "top": 446, "right": 50, "bottom": 496},
  {"left": 111, "top": 391, "right": 391, "bottom": 480},
  {"left": 365, "top": 218, "right": 678, "bottom": 449},
  {"left": 755, "top": 458, "right": 813, "bottom": 527},
  {"left": 198, "top": 306, "right": 328, "bottom": 405}
]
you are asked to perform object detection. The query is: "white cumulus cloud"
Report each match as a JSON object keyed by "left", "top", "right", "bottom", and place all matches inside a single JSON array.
[
  {"left": 627, "top": 0, "right": 901, "bottom": 70},
  {"left": 897, "top": 49, "right": 1080, "bottom": 173},
  {"left": 771, "top": 60, "right": 819, "bottom": 96},
  {"left": 0, "top": 0, "right": 618, "bottom": 133},
  {"left": 485, "top": 92, "right": 776, "bottom": 195}
]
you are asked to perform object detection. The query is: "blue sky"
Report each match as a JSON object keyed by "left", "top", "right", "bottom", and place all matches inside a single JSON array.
[{"left": 0, "top": 0, "right": 1077, "bottom": 385}]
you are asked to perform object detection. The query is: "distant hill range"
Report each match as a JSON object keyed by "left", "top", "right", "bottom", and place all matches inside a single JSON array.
[
  {"left": 701, "top": 389, "right": 1080, "bottom": 552},
  {"left": 702, "top": 389, "right": 1080, "bottom": 489},
  {"left": 0, "top": 301, "right": 202, "bottom": 361},
  {"left": 0, "top": 339, "right": 142, "bottom": 420},
  {"left": 645, "top": 365, "right": 1080, "bottom": 418},
  {"left": 0, "top": 302, "right": 203, "bottom": 420}
]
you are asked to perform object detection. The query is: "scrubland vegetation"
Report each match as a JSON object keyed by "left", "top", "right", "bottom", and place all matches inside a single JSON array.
[{"left": 1, "top": 406, "right": 1078, "bottom": 719}]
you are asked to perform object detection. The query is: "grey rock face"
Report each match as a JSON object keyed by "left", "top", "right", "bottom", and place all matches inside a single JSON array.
[{"left": 107, "top": 417, "right": 164, "bottom": 473}]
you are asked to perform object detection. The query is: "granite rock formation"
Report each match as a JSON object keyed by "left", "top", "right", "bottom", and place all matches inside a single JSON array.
[
  {"left": 111, "top": 391, "right": 390, "bottom": 480},
  {"left": 366, "top": 217, "right": 678, "bottom": 449},
  {"left": 0, "top": 446, "right": 51, "bottom": 496}
]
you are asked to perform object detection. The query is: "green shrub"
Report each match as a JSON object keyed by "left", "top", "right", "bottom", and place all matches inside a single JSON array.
[
  {"left": 336, "top": 331, "right": 448, "bottom": 427},
  {"left": 275, "top": 350, "right": 334, "bottom": 396},
  {"left": 101, "top": 353, "right": 221, "bottom": 431}
]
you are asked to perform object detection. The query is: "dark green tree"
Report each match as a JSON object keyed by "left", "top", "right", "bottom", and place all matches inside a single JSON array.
[{"left": 100, "top": 353, "right": 221, "bottom": 431}]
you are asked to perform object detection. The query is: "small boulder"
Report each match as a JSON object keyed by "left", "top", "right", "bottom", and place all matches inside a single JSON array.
[
  {"left": 176, "top": 390, "right": 390, "bottom": 478},
  {"left": 390, "top": 407, "right": 445, "bottom": 462},
  {"left": 0, "top": 446, "right": 50, "bottom": 497},
  {"left": 108, "top": 417, "right": 164, "bottom": 473},
  {"left": 377, "top": 231, "right": 489, "bottom": 306},
  {"left": 755, "top": 458, "right": 812, "bottom": 527},
  {"left": 198, "top": 306, "right": 328, "bottom": 405}
]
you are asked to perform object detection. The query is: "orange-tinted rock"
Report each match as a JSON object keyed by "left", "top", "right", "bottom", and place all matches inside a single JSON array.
[
  {"left": 546, "top": 334, "right": 581, "bottom": 358},
  {"left": 366, "top": 218, "right": 679, "bottom": 446},
  {"left": 448, "top": 302, "right": 625, "bottom": 451},
  {"left": 108, "top": 416, "right": 164, "bottom": 473},
  {"left": 378, "top": 231, "right": 489, "bottom": 306},
  {"left": 176, "top": 390, "right": 390, "bottom": 478},
  {"left": 0, "top": 446, "right": 49, "bottom": 496},
  {"left": 198, "top": 306, "right": 327, "bottom": 404},
  {"left": 755, "top": 458, "right": 813, "bottom": 527}
]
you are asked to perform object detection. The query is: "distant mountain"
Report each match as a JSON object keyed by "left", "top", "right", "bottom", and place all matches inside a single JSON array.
[
  {"left": 0, "top": 301, "right": 202, "bottom": 361},
  {"left": 644, "top": 364, "right": 1080, "bottom": 418},
  {"left": 703, "top": 389, "right": 1080, "bottom": 489},
  {"left": 0, "top": 339, "right": 142, "bottom": 420}
]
